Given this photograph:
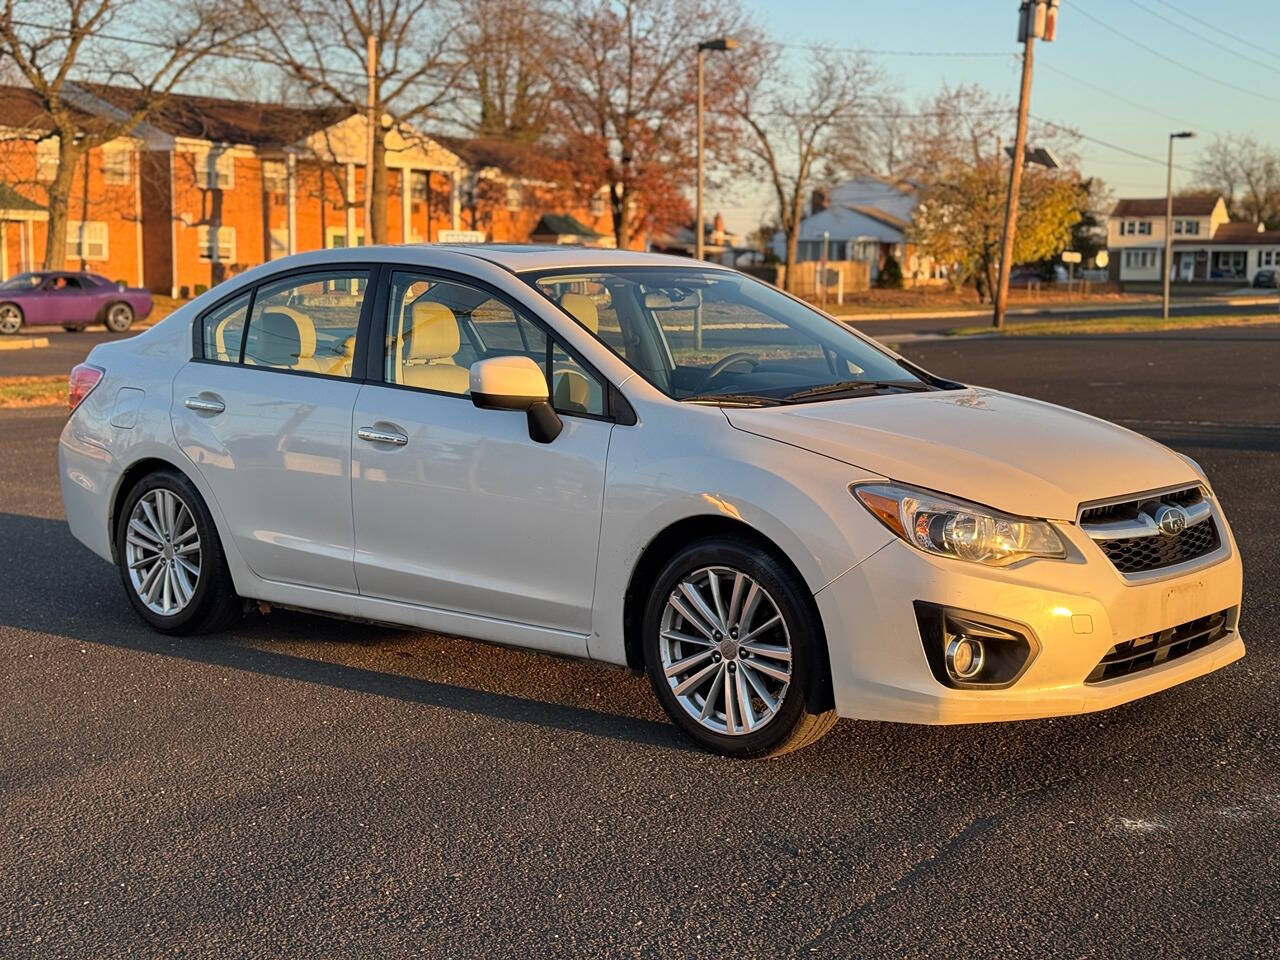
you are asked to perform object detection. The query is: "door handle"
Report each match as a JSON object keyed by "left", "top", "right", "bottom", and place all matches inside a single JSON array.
[
  {"left": 184, "top": 396, "right": 225, "bottom": 413},
  {"left": 357, "top": 426, "right": 409, "bottom": 446}
]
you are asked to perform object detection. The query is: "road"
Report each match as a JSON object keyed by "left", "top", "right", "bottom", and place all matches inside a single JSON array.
[{"left": 1, "top": 327, "right": 1277, "bottom": 958}]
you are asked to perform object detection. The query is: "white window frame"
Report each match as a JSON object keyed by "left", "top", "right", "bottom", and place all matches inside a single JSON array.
[
  {"left": 36, "top": 137, "right": 59, "bottom": 181},
  {"left": 261, "top": 160, "right": 286, "bottom": 194},
  {"left": 66, "top": 220, "right": 109, "bottom": 261},
  {"left": 102, "top": 144, "right": 132, "bottom": 185},
  {"left": 1138, "top": 221, "right": 1152, "bottom": 235},
  {"left": 193, "top": 149, "right": 235, "bottom": 190},
  {"left": 196, "top": 224, "right": 236, "bottom": 262},
  {"left": 269, "top": 227, "right": 289, "bottom": 260},
  {"left": 410, "top": 170, "right": 429, "bottom": 203}
]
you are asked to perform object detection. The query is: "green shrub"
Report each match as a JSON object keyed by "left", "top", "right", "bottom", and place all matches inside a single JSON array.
[
  {"left": 877, "top": 254, "right": 904, "bottom": 289},
  {"left": 194, "top": 284, "right": 208, "bottom": 296}
]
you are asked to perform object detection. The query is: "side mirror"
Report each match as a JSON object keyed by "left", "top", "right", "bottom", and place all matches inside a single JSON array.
[{"left": 469, "top": 355, "right": 563, "bottom": 444}]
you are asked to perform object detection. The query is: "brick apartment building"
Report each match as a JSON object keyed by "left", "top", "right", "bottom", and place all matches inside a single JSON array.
[{"left": 0, "top": 85, "right": 618, "bottom": 295}]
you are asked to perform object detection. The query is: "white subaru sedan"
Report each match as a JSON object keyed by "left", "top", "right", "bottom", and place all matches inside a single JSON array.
[{"left": 59, "top": 246, "right": 1245, "bottom": 757}]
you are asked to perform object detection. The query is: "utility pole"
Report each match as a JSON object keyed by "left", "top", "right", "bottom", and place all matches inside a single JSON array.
[
  {"left": 1164, "top": 131, "right": 1196, "bottom": 320},
  {"left": 994, "top": 1, "right": 1059, "bottom": 328},
  {"left": 364, "top": 32, "right": 376, "bottom": 247}
]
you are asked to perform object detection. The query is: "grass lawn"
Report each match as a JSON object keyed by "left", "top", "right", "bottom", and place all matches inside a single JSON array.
[
  {"left": 0, "top": 374, "right": 65, "bottom": 408},
  {"left": 946, "top": 313, "right": 1280, "bottom": 337}
]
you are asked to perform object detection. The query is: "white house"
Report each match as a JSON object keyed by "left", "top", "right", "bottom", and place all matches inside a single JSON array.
[{"left": 1107, "top": 193, "right": 1280, "bottom": 284}]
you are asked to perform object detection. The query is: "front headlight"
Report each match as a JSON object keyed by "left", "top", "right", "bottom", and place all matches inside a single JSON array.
[{"left": 853, "top": 482, "right": 1066, "bottom": 567}]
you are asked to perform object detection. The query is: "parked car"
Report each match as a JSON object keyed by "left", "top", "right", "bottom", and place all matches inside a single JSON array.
[
  {"left": 1252, "top": 269, "right": 1278, "bottom": 288},
  {"left": 0, "top": 271, "right": 153, "bottom": 334},
  {"left": 59, "top": 247, "right": 1245, "bottom": 758}
]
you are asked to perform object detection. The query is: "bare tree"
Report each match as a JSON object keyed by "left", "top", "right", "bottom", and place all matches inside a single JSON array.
[
  {"left": 451, "top": 0, "right": 557, "bottom": 142},
  {"left": 0, "top": 0, "right": 249, "bottom": 268},
  {"left": 727, "top": 49, "right": 882, "bottom": 292},
  {"left": 547, "top": 0, "right": 757, "bottom": 250},
  {"left": 242, "top": 0, "right": 464, "bottom": 244},
  {"left": 1195, "top": 133, "right": 1280, "bottom": 228}
]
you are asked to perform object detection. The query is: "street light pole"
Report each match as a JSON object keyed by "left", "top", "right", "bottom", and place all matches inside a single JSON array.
[
  {"left": 695, "top": 37, "right": 737, "bottom": 267},
  {"left": 696, "top": 46, "right": 705, "bottom": 265},
  {"left": 1164, "top": 131, "right": 1195, "bottom": 320},
  {"left": 364, "top": 32, "right": 376, "bottom": 247},
  {"left": 694, "top": 37, "right": 736, "bottom": 351}
]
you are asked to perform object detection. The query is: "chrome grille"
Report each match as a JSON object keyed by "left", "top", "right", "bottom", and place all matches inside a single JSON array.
[
  {"left": 1079, "top": 485, "right": 1222, "bottom": 576},
  {"left": 1085, "top": 609, "right": 1232, "bottom": 683}
]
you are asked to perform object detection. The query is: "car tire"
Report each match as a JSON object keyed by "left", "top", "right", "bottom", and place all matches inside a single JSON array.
[
  {"left": 0, "top": 302, "right": 22, "bottom": 335},
  {"left": 642, "top": 536, "right": 837, "bottom": 759},
  {"left": 114, "top": 469, "right": 241, "bottom": 635},
  {"left": 62, "top": 324, "right": 86, "bottom": 333},
  {"left": 105, "top": 302, "right": 134, "bottom": 333}
]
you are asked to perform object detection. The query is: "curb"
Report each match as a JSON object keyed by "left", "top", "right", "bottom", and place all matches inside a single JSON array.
[{"left": 0, "top": 336, "right": 50, "bottom": 351}]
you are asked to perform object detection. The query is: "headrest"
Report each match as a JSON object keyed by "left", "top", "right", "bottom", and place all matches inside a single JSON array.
[
  {"left": 256, "top": 306, "right": 316, "bottom": 365},
  {"left": 408, "top": 301, "right": 460, "bottom": 360},
  {"left": 560, "top": 293, "right": 599, "bottom": 334}
]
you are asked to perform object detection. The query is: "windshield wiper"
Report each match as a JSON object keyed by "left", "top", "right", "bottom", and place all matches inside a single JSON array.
[
  {"left": 681, "top": 392, "right": 792, "bottom": 407},
  {"left": 781, "top": 379, "right": 931, "bottom": 402}
]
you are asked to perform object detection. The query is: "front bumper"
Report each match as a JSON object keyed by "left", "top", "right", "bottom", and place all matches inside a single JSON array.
[{"left": 815, "top": 511, "right": 1245, "bottom": 724}]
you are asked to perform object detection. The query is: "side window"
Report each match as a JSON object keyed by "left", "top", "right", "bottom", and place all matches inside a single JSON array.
[
  {"left": 243, "top": 270, "right": 367, "bottom": 377},
  {"left": 200, "top": 292, "right": 251, "bottom": 363},
  {"left": 383, "top": 270, "right": 605, "bottom": 414}
]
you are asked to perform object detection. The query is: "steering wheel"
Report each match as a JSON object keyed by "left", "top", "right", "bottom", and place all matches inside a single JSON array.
[{"left": 704, "top": 352, "right": 761, "bottom": 382}]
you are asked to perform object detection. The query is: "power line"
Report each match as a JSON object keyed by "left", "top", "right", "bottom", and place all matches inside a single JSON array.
[
  {"left": 1073, "top": 4, "right": 1280, "bottom": 107},
  {"left": 775, "top": 42, "right": 1011, "bottom": 59},
  {"left": 1146, "top": 0, "right": 1280, "bottom": 65},
  {"left": 1038, "top": 62, "right": 1219, "bottom": 138},
  {"left": 5, "top": 18, "right": 376, "bottom": 83},
  {"left": 1123, "top": 0, "right": 1280, "bottom": 79},
  {"left": 1030, "top": 114, "right": 1198, "bottom": 175}
]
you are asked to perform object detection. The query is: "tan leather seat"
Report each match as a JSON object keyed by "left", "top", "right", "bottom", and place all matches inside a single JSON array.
[
  {"left": 554, "top": 293, "right": 599, "bottom": 411},
  {"left": 248, "top": 306, "right": 322, "bottom": 372},
  {"left": 559, "top": 293, "right": 600, "bottom": 334},
  {"left": 214, "top": 315, "right": 236, "bottom": 361},
  {"left": 401, "top": 301, "right": 470, "bottom": 394}
]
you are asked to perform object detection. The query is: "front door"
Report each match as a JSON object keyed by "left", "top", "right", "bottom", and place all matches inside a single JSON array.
[
  {"left": 350, "top": 269, "right": 612, "bottom": 644},
  {"left": 171, "top": 267, "right": 372, "bottom": 591}
]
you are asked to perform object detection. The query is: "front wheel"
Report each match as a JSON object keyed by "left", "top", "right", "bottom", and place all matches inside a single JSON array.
[
  {"left": 115, "top": 470, "right": 241, "bottom": 635},
  {"left": 105, "top": 302, "right": 134, "bottom": 332},
  {"left": 0, "top": 303, "right": 22, "bottom": 335},
  {"left": 642, "top": 537, "right": 837, "bottom": 758}
]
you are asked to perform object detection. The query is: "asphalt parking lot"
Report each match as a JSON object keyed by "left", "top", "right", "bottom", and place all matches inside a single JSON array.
[{"left": 1, "top": 325, "right": 1277, "bottom": 958}]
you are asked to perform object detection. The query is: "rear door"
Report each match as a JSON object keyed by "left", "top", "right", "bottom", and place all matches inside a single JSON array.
[{"left": 171, "top": 266, "right": 373, "bottom": 592}]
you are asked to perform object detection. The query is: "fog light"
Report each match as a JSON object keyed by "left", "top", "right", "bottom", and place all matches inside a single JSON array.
[
  {"left": 946, "top": 636, "right": 985, "bottom": 681},
  {"left": 914, "top": 603, "right": 1040, "bottom": 689}
]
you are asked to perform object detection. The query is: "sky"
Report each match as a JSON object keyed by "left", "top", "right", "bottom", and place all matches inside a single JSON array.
[{"left": 715, "top": 0, "right": 1280, "bottom": 234}]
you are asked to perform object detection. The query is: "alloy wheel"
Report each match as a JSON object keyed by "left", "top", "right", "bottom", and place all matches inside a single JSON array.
[
  {"left": 0, "top": 305, "right": 20, "bottom": 334},
  {"left": 107, "top": 304, "right": 132, "bottom": 332},
  {"left": 658, "top": 566, "right": 793, "bottom": 736},
  {"left": 125, "top": 489, "right": 201, "bottom": 616}
]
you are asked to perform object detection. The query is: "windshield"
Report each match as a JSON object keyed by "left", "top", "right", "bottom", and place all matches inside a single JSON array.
[
  {"left": 0, "top": 273, "right": 42, "bottom": 291},
  {"left": 529, "top": 266, "right": 942, "bottom": 404}
]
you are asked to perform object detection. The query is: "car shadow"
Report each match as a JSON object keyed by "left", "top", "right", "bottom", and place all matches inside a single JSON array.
[{"left": 0, "top": 510, "right": 692, "bottom": 754}]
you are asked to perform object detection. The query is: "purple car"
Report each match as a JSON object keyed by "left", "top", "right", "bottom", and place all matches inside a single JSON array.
[{"left": 0, "top": 271, "right": 153, "bottom": 335}]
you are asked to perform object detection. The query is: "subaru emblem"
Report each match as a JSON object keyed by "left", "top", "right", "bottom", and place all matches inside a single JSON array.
[{"left": 1154, "top": 504, "right": 1188, "bottom": 536}]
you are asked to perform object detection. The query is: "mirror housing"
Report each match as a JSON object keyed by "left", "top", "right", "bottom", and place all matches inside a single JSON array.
[{"left": 469, "top": 355, "right": 563, "bottom": 443}]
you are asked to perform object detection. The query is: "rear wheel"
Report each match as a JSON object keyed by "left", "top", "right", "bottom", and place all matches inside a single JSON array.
[
  {"left": 115, "top": 470, "right": 241, "bottom": 635},
  {"left": 0, "top": 303, "right": 22, "bottom": 335},
  {"left": 642, "top": 537, "right": 837, "bottom": 758},
  {"left": 105, "top": 302, "right": 134, "bottom": 332}
]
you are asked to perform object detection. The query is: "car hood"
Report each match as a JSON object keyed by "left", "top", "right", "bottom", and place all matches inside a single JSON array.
[{"left": 723, "top": 387, "right": 1199, "bottom": 520}]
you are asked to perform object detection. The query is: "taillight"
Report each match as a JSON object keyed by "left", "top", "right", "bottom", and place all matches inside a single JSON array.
[{"left": 68, "top": 363, "right": 103, "bottom": 413}]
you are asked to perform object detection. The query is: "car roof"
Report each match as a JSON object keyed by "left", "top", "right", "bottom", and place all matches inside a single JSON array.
[{"left": 418, "top": 243, "right": 733, "bottom": 274}]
